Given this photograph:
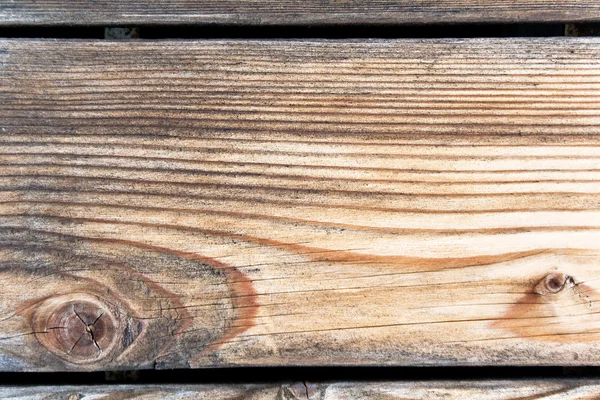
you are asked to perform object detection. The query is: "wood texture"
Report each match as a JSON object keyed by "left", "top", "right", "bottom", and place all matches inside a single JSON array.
[
  {"left": 0, "top": 383, "right": 309, "bottom": 399},
  {"left": 4, "top": 381, "right": 600, "bottom": 399},
  {"left": 2, "top": 0, "right": 600, "bottom": 26},
  {"left": 2, "top": 38, "right": 600, "bottom": 371}
]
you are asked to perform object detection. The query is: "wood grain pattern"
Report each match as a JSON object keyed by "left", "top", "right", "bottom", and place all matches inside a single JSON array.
[
  {"left": 0, "top": 383, "right": 309, "bottom": 399},
  {"left": 2, "top": 0, "right": 600, "bottom": 26},
  {"left": 3, "top": 38, "right": 600, "bottom": 370},
  {"left": 4, "top": 381, "right": 600, "bottom": 399}
]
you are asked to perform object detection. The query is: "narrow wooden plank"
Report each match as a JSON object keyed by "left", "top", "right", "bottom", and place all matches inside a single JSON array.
[
  {"left": 0, "top": 383, "right": 308, "bottom": 399},
  {"left": 2, "top": 38, "right": 600, "bottom": 371},
  {"left": 1, "top": 0, "right": 600, "bottom": 26},
  {"left": 3, "top": 381, "right": 600, "bottom": 399}
]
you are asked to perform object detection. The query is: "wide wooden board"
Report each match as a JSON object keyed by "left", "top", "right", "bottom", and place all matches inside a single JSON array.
[
  {"left": 2, "top": 1, "right": 600, "bottom": 26},
  {"left": 2, "top": 38, "right": 600, "bottom": 371},
  {"left": 3, "top": 381, "right": 600, "bottom": 399}
]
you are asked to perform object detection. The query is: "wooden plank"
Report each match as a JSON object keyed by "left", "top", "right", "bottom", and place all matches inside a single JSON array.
[
  {"left": 2, "top": 1, "right": 600, "bottom": 26},
  {"left": 3, "top": 381, "right": 600, "bottom": 399},
  {"left": 2, "top": 38, "right": 600, "bottom": 371},
  {"left": 0, "top": 383, "right": 308, "bottom": 399}
]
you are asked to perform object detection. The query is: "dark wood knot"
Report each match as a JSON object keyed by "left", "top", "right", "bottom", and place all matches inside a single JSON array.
[
  {"left": 32, "top": 294, "right": 118, "bottom": 364},
  {"left": 535, "top": 272, "right": 573, "bottom": 296}
]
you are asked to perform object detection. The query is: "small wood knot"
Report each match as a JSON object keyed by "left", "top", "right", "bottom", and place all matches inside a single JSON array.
[
  {"left": 535, "top": 272, "right": 573, "bottom": 295},
  {"left": 32, "top": 294, "right": 118, "bottom": 364}
]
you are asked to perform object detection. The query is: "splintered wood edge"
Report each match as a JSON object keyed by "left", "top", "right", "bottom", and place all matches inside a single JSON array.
[
  {"left": 2, "top": 0, "right": 600, "bottom": 25},
  {"left": 2, "top": 381, "right": 600, "bottom": 399}
]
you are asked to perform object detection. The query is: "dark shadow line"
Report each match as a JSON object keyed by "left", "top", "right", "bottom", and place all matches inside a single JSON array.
[
  {"left": 0, "top": 23, "right": 568, "bottom": 40},
  {"left": 1, "top": 366, "right": 600, "bottom": 385}
]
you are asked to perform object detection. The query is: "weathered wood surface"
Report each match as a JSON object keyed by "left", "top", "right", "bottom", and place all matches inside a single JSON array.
[
  {"left": 0, "top": 383, "right": 308, "bottom": 399},
  {"left": 3, "top": 38, "right": 600, "bottom": 371},
  {"left": 2, "top": 0, "right": 600, "bottom": 26},
  {"left": 4, "top": 381, "right": 600, "bottom": 399}
]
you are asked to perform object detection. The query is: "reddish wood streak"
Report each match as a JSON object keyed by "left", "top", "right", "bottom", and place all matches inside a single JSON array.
[
  {"left": 248, "top": 236, "right": 550, "bottom": 272},
  {"left": 11, "top": 230, "right": 258, "bottom": 365},
  {"left": 90, "top": 238, "right": 259, "bottom": 357},
  {"left": 493, "top": 272, "right": 600, "bottom": 343},
  {"left": 5, "top": 213, "right": 555, "bottom": 272}
]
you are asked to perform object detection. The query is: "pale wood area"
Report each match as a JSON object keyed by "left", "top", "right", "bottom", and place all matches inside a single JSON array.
[
  {"left": 4, "top": 380, "right": 600, "bottom": 399},
  {"left": 2, "top": 38, "right": 600, "bottom": 371},
  {"left": 1, "top": 0, "right": 600, "bottom": 25}
]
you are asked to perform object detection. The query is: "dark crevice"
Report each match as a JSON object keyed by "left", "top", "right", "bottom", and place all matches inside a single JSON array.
[
  {"left": 1, "top": 366, "right": 600, "bottom": 385},
  {"left": 0, "top": 23, "right": 573, "bottom": 40},
  {"left": 0, "top": 26, "right": 105, "bottom": 39}
]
